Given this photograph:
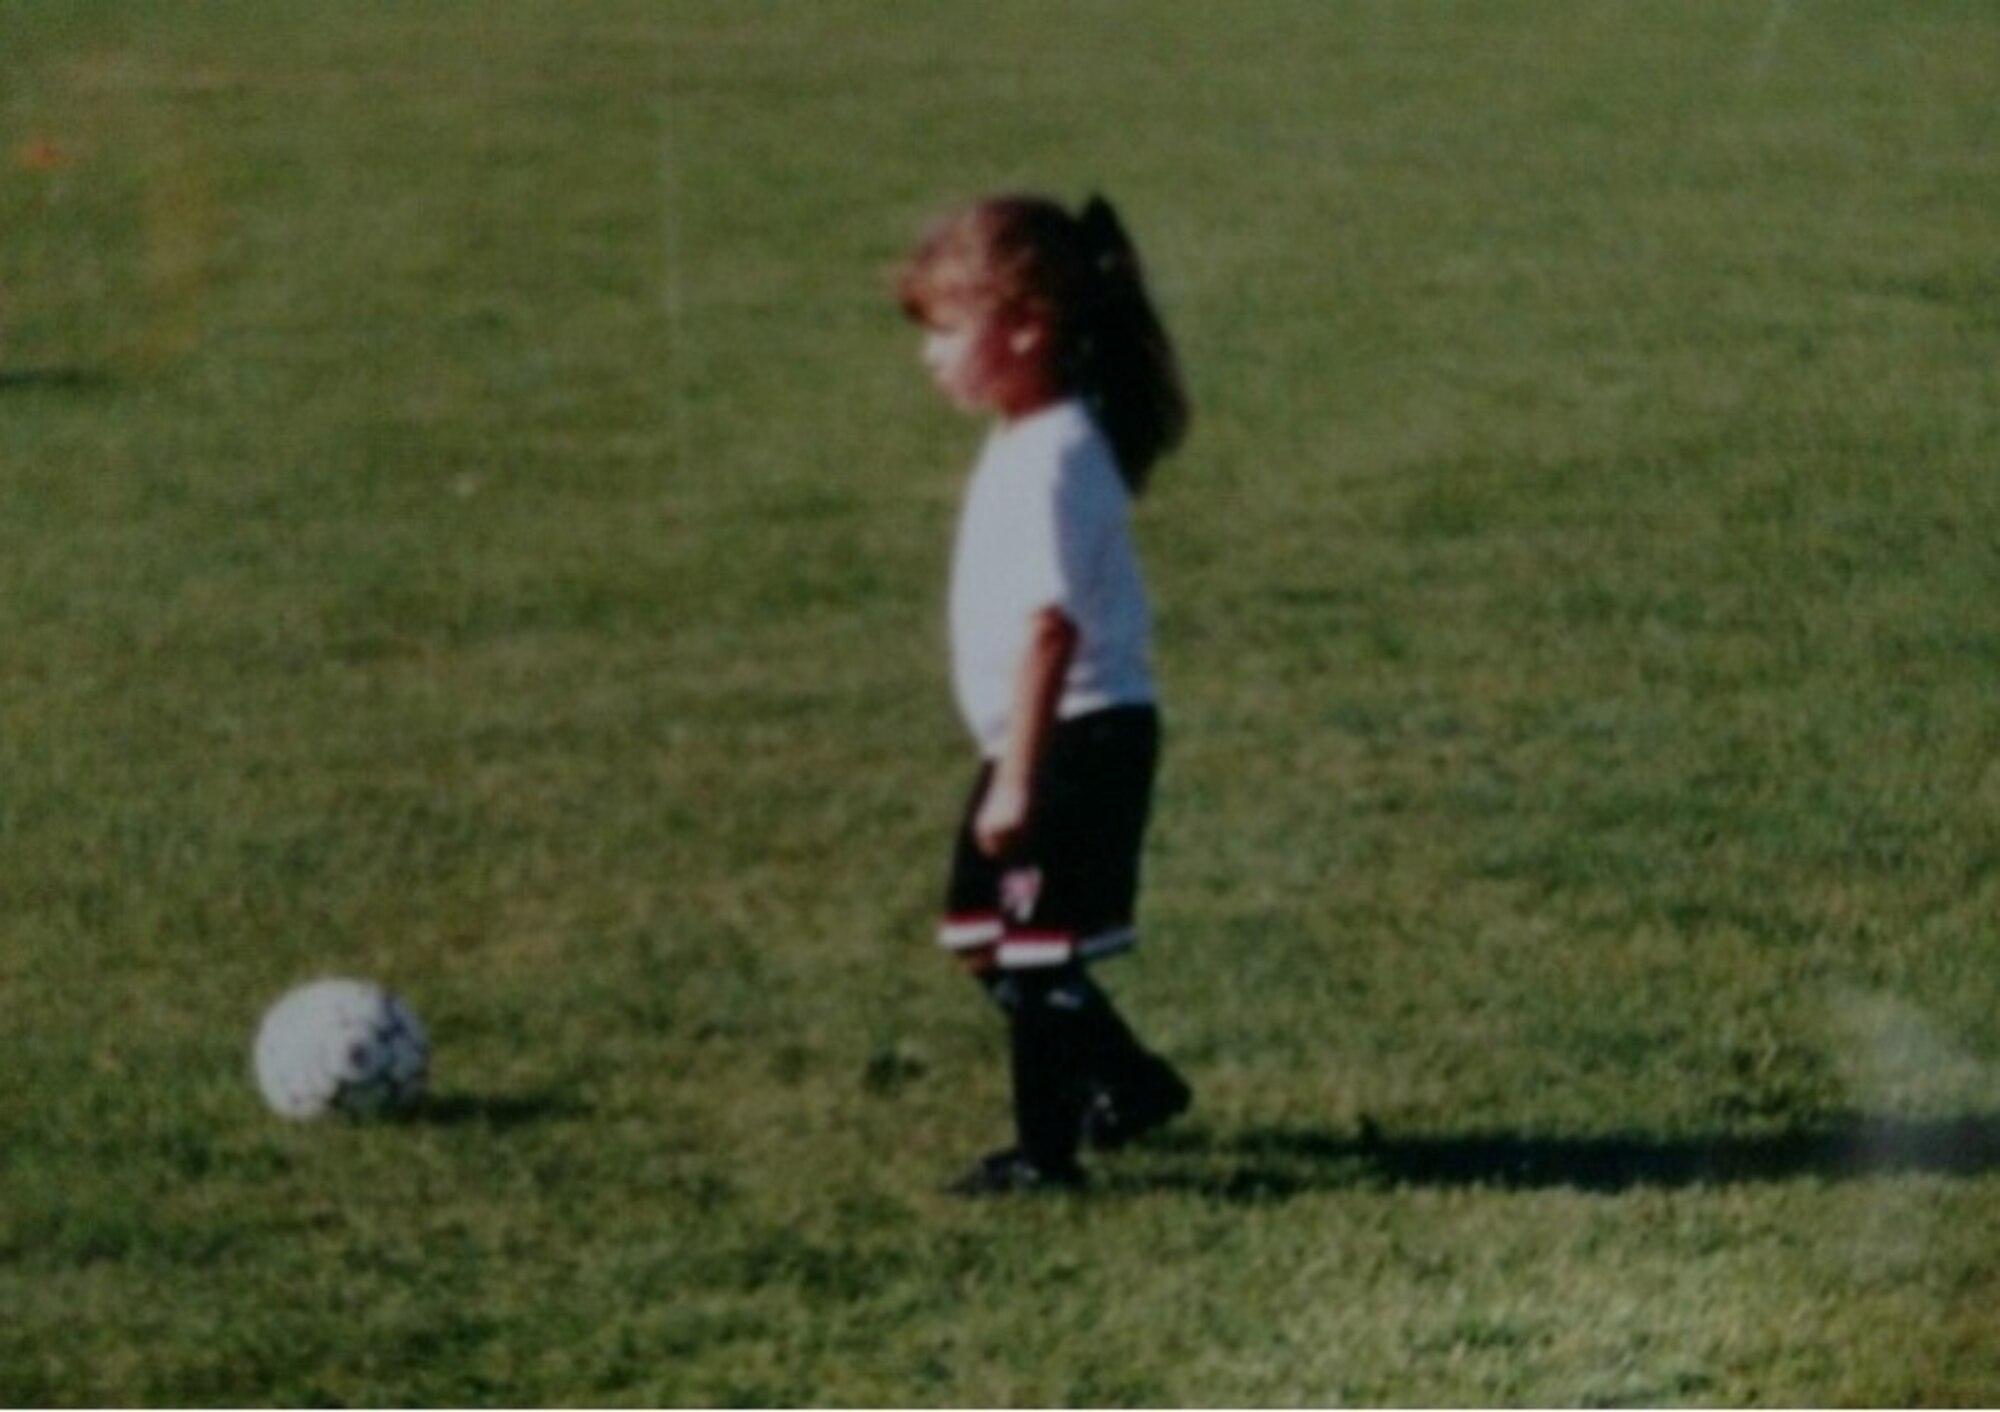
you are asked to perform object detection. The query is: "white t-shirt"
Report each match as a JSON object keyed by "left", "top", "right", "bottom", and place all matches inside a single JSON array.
[{"left": 948, "top": 400, "right": 1155, "bottom": 756}]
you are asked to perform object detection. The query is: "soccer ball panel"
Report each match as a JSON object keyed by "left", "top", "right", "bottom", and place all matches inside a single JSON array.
[{"left": 252, "top": 979, "right": 429, "bottom": 1120}]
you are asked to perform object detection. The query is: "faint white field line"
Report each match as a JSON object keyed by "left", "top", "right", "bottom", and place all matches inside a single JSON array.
[
  {"left": 655, "top": 25, "right": 692, "bottom": 478},
  {"left": 1749, "top": 0, "right": 1793, "bottom": 80}
]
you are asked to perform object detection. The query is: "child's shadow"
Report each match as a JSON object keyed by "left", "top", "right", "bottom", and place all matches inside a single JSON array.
[{"left": 1121, "top": 1112, "right": 2000, "bottom": 1202}]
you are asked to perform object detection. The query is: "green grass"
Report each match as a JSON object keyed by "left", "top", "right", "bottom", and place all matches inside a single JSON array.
[{"left": 3, "top": 0, "right": 1998, "bottom": 1403}]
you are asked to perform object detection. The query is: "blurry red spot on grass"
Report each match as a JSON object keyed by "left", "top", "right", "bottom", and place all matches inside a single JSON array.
[{"left": 18, "top": 137, "right": 66, "bottom": 172}]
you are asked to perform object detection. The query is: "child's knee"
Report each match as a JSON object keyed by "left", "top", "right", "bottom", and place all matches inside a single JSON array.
[{"left": 977, "top": 963, "right": 1099, "bottom": 1017}]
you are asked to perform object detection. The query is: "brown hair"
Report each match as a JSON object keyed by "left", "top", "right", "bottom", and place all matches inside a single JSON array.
[{"left": 897, "top": 193, "right": 1189, "bottom": 493}]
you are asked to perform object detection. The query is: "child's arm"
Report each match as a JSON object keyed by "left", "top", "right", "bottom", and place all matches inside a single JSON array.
[{"left": 975, "top": 605, "right": 1079, "bottom": 858}]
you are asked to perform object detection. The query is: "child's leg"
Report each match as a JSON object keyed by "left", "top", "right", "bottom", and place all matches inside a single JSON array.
[
  {"left": 977, "top": 967, "right": 1090, "bottom": 1176},
  {"left": 989, "top": 965, "right": 1142, "bottom": 1076},
  {"left": 1062, "top": 970, "right": 1192, "bottom": 1149},
  {"left": 978, "top": 963, "right": 1189, "bottom": 1161},
  {"left": 1070, "top": 970, "right": 1150, "bottom": 1078},
  {"left": 1009, "top": 972, "right": 1091, "bottom": 1174}
]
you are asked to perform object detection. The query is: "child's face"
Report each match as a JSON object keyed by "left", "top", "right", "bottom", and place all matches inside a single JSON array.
[{"left": 917, "top": 300, "right": 1042, "bottom": 417}]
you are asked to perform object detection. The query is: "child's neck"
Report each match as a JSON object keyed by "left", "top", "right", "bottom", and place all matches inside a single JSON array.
[{"left": 994, "top": 376, "right": 1068, "bottom": 424}]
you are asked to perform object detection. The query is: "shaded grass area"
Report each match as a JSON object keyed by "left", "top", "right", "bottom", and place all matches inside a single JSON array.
[{"left": 1132, "top": 1114, "right": 2000, "bottom": 1200}]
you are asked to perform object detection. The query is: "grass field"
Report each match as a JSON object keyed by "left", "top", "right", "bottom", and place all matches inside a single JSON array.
[{"left": 3, "top": 1, "right": 1998, "bottom": 1404}]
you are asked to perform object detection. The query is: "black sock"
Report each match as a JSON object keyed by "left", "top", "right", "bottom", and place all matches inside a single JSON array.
[
  {"left": 1071, "top": 978, "right": 1157, "bottom": 1091},
  {"left": 977, "top": 963, "right": 1177, "bottom": 1168},
  {"left": 976, "top": 967, "right": 1093, "bottom": 1171},
  {"left": 980, "top": 965, "right": 1147, "bottom": 1070}
]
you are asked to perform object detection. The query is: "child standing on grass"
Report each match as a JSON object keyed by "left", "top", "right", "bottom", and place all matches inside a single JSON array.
[{"left": 897, "top": 193, "right": 1193, "bottom": 1195}]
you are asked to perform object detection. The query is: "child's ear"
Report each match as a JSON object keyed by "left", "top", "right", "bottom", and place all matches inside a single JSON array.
[{"left": 1008, "top": 321, "right": 1044, "bottom": 357}]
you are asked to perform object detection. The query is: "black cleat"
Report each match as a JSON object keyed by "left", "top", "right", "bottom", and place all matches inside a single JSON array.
[
  {"left": 946, "top": 1148, "right": 1088, "bottom": 1197},
  {"left": 1081, "top": 1058, "right": 1192, "bottom": 1151}
]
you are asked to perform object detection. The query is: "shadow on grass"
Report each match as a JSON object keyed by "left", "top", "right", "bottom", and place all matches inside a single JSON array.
[
  {"left": 408, "top": 1092, "right": 585, "bottom": 1130},
  {"left": 0, "top": 366, "right": 112, "bottom": 392},
  {"left": 1122, "top": 1114, "right": 2000, "bottom": 1202}
]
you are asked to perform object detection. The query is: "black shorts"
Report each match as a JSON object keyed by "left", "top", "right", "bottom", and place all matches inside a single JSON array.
[{"left": 937, "top": 706, "right": 1161, "bottom": 972}]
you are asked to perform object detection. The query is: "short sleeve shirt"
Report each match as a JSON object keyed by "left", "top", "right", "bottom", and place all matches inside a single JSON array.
[{"left": 948, "top": 400, "right": 1155, "bottom": 755}]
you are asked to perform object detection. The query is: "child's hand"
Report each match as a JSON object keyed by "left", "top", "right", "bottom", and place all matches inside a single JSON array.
[{"left": 974, "top": 776, "right": 1032, "bottom": 858}]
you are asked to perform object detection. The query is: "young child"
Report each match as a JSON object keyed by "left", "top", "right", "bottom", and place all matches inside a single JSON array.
[{"left": 897, "top": 193, "right": 1193, "bottom": 1195}]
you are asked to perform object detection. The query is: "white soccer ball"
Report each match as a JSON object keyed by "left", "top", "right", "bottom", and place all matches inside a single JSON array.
[{"left": 252, "top": 978, "right": 429, "bottom": 1120}]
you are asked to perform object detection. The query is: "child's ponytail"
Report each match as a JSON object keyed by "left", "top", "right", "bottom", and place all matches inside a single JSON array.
[{"left": 1073, "top": 195, "right": 1189, "bottom": 495}]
